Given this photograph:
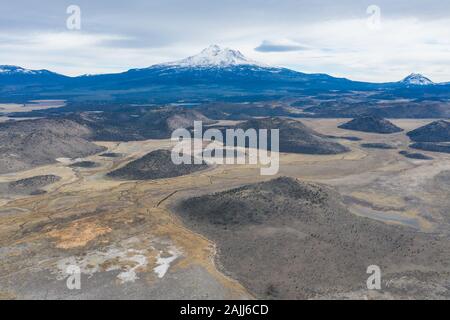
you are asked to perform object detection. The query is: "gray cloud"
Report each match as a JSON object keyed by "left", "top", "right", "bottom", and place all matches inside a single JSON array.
[
  {"left": 255, "top": 40, "right": 309, "bottom": 52},
  {"left": 0, "top": 0, "right": 449, "bottom": 81}
]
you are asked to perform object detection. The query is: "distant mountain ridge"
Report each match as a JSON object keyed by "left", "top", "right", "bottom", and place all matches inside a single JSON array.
[
  {"left": 0, "top": 65, "right": 68, "bottom": 88},
  {"left": 400, "top": 73, "right": 434, "bottom": 86},
  {"left": 1, "top": 46, "right": 446, "bottom": 84},
  {"left": 0, "top": 65, "right": 55, "bottom": 75},
  {"left": 0, "top": 45, "right": 449, "bottom": 102}
]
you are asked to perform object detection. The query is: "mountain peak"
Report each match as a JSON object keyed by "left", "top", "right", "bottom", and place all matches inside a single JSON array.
[
  {"left": 0, "top": 65, "right": 52, "bottom": 75},
  {"left": 401, "top": 73, "right": 434, "bottom": 86},
  {"left": 160, "top": 45, "right": 266, "bottom": 68}
]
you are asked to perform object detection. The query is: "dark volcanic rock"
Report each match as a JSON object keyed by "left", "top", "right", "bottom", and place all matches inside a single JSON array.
[
  {"left": 399, "top": 151, "right": 433, "bottom": 160},
  {"left": 107, "top": 149, "right": 208, "bottom": 180},
  {"left": 338, "top": 116, "right": 404, "bottom": 134},
  {"left": 193, "top": 102, "right": 296, "bottom": 120},
  {"left": 175, "top": 177, "right": 450, "bottom": 299},
  {"left": 29, "top": 190, "right": 47, "bottom": 195},
  {"left": 3, "top": 175, "right": 61, "bottom": 195},
  {"left": 70, "top": 107, "right": 214, "bottom": 141},
  {"left": 326, "top": 135, "right": 362, "bottom": 141},
  {"left": 235, "top": 118, "right": 349, "bottom": 155},
  {"left": 410, "top": 142, "right": 450, "bottom": 154},
  {"left": 361, "top": 143, "right": 396, "bottom": 149},
  {"left": 0, "top": 118, "right": 105, "bottom": 174},
  {"left": 407, "top": 120, "right": 450, "bottom": 142},
  {"left": 69, "top": 161, "right": 100, "bottom": 168},
  {"left": 100, "top": 152, "right": 123, "bottom": 158}
]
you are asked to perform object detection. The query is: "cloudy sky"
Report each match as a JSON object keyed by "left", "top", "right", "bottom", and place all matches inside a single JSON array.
[{"left": 1, "top": 0, "right": 449, "bottom": 82}]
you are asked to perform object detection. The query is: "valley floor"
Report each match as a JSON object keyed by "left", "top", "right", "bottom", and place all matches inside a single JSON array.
[{"left": 0, "top": 119, "right": 449, "bottom": 299}]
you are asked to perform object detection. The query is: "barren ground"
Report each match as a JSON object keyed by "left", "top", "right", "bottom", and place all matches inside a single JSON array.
[{"left": 1, "top": 118, "right": 449, "bottom": 299}]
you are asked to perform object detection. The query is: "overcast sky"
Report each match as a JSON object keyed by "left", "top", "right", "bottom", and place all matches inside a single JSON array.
[{"left": 1, "top": 0, "right": 449, "bottom": 82}]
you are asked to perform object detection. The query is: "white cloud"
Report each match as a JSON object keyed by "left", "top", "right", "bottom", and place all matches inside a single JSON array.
[
  {"left": 248, "top": 17, "right": 450, "bottom": 82},
  {"left": 0, "top": 2, "right": 449, "bottom": 82},
  {"left": 0, "top": 32, "right": 164, "bottom": 75}
]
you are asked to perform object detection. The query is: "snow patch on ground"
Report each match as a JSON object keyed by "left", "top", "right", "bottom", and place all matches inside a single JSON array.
[
  {"left": 56, "top": 247, "right": 148, "bottom": 283},
  {"left": 153, "top": 247, "right": 181, "bottom": 279},
  {"left": 54, "top": 239, "right": 182, "bottom": 284}
]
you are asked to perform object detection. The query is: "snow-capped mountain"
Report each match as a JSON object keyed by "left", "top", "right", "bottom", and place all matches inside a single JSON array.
[
  {"left": 157, "top": 45, "right": 267, "bottom": 68},
  {"left": 0, "top": 65, "right": 67, "bottom": 87},
  {"left": 112, "top": 45, "right": 350, "bottom": 91},
  {"left": 0, "top": 45, "right": 362, "bottom": 101},
  {"left": 0, "top": 65, "right": 54, "bottom": 75},
  {"left": 1, "top": 46, "right": 448, "bottom": 102},
  {"left": 400, "top": 73, "right": 434, "bottom": 86}
]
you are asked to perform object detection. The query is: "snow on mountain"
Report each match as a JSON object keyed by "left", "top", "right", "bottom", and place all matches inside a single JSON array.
[
  {"left": 400, "top": 73, "right": 434, "bottom": 86},
  {"left": 158, "top": 45, "right": 268, "bottom": 68},
  {"left": 0, "top": 65, "right": 52, "bottom": 75}
]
